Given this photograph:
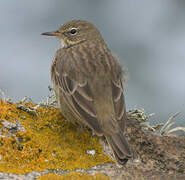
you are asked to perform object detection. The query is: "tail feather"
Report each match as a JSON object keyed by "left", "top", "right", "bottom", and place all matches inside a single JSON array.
[{"left": 106, "top": 132, "right": 132, "bottom": 165}]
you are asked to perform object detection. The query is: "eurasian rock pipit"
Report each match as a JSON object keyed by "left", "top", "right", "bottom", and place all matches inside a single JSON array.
[{"left": 42, "top": 20, "right": 132, "bottom": 165}]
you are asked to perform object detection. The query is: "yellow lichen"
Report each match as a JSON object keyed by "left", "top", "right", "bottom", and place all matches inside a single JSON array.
[
  {"left": 0, "top": 100, "right": 113, "bottom": 174},
  {"left": 36, "top": 172, "right": 110, "bottom": 180}
]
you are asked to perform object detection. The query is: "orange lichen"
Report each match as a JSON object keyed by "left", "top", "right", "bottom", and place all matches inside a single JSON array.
[
  {"left": 36, "top": 172, "right": 110, "bottom": 180},
  {"left": 0, "top": 100, "right": 113, "bottom": 174}
]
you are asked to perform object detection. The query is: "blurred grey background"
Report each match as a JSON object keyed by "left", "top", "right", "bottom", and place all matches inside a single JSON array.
[{"left": 0, "top": 0, "right": 185, "bottom": 129}]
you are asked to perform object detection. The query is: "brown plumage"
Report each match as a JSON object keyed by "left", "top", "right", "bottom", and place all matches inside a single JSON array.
[{"left": 42, "top": 20, "right": 132, "bottom": 165}]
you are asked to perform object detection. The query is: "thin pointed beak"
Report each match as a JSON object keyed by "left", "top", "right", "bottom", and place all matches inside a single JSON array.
[{"left": 41, "top": 30, "right": 61, "bottom": 37}]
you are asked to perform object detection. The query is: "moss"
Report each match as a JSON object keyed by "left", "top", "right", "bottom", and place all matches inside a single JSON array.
[
  {"left": 36, "top": 172, "right": 110, "bottom": 180},
  {"left": 0, "top": 100, "right": 113, "bottom": 174}
]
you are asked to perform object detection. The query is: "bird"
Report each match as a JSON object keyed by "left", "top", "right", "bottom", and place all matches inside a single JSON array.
[{"left": 42, "top": 20, "right": 132, "bottom": 165}]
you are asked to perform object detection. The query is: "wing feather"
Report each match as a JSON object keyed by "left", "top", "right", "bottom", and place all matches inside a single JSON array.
[
  {"left": 112, "top": 80, "right": 126, "bottom": 131},
  {"left": 55, "top": 69, "right": 103, "bottom": 135}
]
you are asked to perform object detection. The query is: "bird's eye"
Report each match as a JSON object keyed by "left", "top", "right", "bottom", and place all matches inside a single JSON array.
[{"left": 70, "top": 28, "right": 77, "bottom": 34}]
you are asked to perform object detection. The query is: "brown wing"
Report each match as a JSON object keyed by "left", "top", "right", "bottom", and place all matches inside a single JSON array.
[
  {"left": 54, "top": 70, "right": 103, "bottom": 135},
  {"left": 111, "top": 79, "right": 126, "bottom": 132}
]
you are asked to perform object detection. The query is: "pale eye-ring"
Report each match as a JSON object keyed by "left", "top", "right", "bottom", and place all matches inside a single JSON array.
[{"left": 70, "top": 28, "right": 77, "bottom": 34}]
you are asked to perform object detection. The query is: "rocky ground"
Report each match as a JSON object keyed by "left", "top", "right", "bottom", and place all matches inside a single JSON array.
[{"left": 0, "top": 93, "right": 184, "bottom": 180}]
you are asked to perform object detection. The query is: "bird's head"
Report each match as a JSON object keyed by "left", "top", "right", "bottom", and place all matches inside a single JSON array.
[{"left": 42, "top": 20, "right": 103, "bottom": 48}]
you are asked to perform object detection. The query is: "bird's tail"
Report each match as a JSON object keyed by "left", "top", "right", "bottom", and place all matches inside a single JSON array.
[{"left": 105, "top": 132, "right": 132, "bottom": 165}]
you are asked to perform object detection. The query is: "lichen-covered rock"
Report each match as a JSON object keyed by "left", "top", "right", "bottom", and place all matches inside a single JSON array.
[
  {"left": 36, "top": 172, "right": 110, "bottom": 180},
  {"left": 0, "top": 100, "right": 112, "bottom": 174},
  {"left": 0, "top": 100, "right": 184, "bottom": 180}
]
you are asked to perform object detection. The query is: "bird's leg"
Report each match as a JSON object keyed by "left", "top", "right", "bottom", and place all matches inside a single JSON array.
[{"left": 87, "top": 128, "right": 96, "bottom": 137}]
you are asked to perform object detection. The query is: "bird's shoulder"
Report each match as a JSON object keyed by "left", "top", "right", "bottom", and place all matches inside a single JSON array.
[
  {"left": 51, "top": 48, "right": 73, "bottom": 74},
  {"left": 51, "top": 45, "right": 124, "bottom": 85}
]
